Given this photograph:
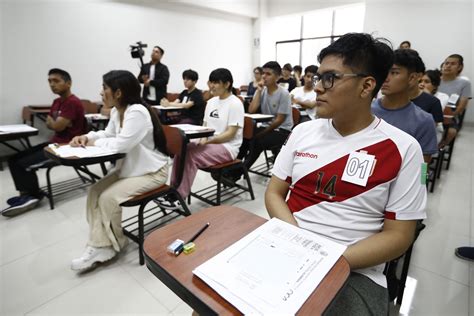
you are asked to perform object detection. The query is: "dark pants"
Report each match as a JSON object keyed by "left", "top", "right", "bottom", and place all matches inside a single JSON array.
[
  {"left": 324, "top": 272, "right": 388, "bottom": 316},
  {"left": 8, "top": 142, "right": 50, "bottom": 197},
  {"left": 243, "top": 127, "right": 291, "bottom": 170}
]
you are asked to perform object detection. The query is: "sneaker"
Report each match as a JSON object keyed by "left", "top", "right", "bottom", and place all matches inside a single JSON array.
[
  {"left": 157, "top": 197, "right": 181, "bottom": 210},
  {"left": 2, "top": 196, "right": 40, "bottom": 217},
  {"left": 6, "top": 196, "right": 23, "bottom": 206},
  {"left": 71, "top": 246, "right": 116, "bottom": 271},
  {"left": 454, "top": 247, "right": 474, "bottom": 262}
]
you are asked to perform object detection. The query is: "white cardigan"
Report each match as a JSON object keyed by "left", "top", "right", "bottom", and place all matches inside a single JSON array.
[{"left": 86, "top": 104, "right": 168, "bottom": 178}]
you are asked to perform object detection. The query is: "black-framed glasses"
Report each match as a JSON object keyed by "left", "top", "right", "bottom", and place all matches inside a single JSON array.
[{"left": 312, "top": 73, "right": 367, "bottom": 89}]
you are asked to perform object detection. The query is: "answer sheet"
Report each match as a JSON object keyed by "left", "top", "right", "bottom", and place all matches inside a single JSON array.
[
  {"left": 49, "top": 144, "right": 116, "bottom": 158},
  {"left": 193, "top": 218, "right": 347, "bottom": 315}
]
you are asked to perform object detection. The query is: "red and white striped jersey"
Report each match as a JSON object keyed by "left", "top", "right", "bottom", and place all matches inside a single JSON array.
[{"left": 272, "top": 117, "right": 427, "bottom": 287}]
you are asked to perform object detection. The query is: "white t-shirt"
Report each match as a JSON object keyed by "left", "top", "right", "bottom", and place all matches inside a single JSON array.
[
  {"left": 290, "top": 86, "right": 317, "bottom": 120},
  {"left": 272, "top": 118, "right": 427, "bottom": 287},
  {"left": 434, "top": 91, "right": 449, "bottom": 110},
  {"left": 204, "top": 95, "right": 244, "bottom": 159},
  {"left": 86, "top": 104, "right": 168, "bottom": 178}
]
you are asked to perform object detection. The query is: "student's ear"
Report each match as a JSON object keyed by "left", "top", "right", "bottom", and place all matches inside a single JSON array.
[
  {"left": 114, "top": 89, "right": 122, "bottom": 102},
  {"left": 224, "top": 82, "right": 231, "bottom": 91},
  {"left": 360, "top": 76, "right": 376, "bottom": 99},
  {"left": 408, "top": 72, "right": 420, "bottom": 86}
]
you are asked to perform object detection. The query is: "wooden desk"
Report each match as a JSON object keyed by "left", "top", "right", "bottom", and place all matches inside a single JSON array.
[
  {"left": 171, "top": 125, "right": 215, "bottom": 140},
  {"left": 144, "top": 205, "right": 350, "bottom": 316},
  {"left": 23, "top": 105, "right": 51, "bottom": 126},
  {"left": 244, "top": 113, "right": 274, "bottom": 123},
  {"left": 44, "top": 146, "right": 125, "bottom": 180},
  {"left": 0, "top": 124, "right": 39, "bottom": 152}
]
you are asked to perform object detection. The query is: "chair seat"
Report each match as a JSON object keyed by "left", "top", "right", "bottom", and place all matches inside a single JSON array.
[
  {"left": 201, "top": 159, "right": 242, "bottom": 171},
  {"left": 120, "top": 184, "right": 170, "bottom": 206}
]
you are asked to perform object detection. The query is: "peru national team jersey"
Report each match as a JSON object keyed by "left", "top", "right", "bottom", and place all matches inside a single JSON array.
[{"left": 272, "top": 117, "right": 427, "bottom": 287}]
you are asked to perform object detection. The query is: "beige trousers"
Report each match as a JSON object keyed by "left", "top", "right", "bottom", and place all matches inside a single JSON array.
[{"left": 86, "top": 166, "right": 168, "bottom": 251}]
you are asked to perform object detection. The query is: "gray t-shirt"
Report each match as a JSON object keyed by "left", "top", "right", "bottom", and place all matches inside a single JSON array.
[
  {"left": 439, "top": 77, "right": 472, "bottom": 101},
  {"left": 260, "top": 86, "right": 293, "bottom": 131}
]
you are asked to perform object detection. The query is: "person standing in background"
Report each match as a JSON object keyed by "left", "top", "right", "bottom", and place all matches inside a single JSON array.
[{"left": 138, "top": 45, "right": 170, "bottom": 105}]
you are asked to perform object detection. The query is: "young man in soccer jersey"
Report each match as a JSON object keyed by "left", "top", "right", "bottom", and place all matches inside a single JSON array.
[{"left": 265, "top": 33, "right": 427, "bottom": 315}]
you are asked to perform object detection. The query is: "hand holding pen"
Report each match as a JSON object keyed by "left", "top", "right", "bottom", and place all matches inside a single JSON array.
[{"left": 69, "top": 135, "right": 89, "bottom": 147}]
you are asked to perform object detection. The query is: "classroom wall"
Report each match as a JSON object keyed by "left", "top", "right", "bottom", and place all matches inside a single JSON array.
[
  {"left": 0, "top": 0, "right": 253, "bottom": 126},
  {"left": 258, "top": 0, "right": 473, "bottom": 123}
]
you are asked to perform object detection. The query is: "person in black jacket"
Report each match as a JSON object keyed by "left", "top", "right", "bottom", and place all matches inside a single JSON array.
[{"left": 137, "top": 45, "right": 170, "bottom": 105}]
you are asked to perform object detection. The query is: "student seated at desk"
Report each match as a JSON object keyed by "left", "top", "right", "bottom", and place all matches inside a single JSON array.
[
  {"left": 372, "top": 49, "right": 438, "bottom": 163},
  {"left": 290, "top": 65, "right": 318, "bottom": 122},
  {"left": 158, "top": 68, "right": 244, "bottom": 210},
  {"left": 69, "top": 70, "right": 169, "bottom": 271},
  {"left": 265, "top": 33, "right": 427, "bottom": 315},
  {"left": 3, "top": 68, "right": 85, "bottom": 217},
  {"left": 246, "top": 67, "right": 263, "bottom": 97},
  {"left": 160, "top": 69, "right": 205, "bottom": 125}
]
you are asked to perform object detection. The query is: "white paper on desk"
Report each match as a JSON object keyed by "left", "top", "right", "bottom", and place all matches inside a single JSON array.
[
  {"left": 84, "top": 113, "right": 109, "bottom": 120},
  {"left": 49, "top": 144, "right": 116, "bottom": 158},
  {"left": 152, "top": 105, "right": 183, "bottom": 110},
  {"left": 0, "top": 124, "right": 38, "bottom": 134},
  {"left": 171, "top": 124, "right": 211, "bottom": 132},
  {"left": 244, "top": 113, "right": 274, "bottom": 119},
  {"left": 193, "top": 218, "right": 347, "bottom": 315}
]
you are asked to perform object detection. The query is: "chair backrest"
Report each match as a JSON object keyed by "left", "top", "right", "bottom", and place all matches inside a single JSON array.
[
  {"left": 167, "top": 93, "right": 180, "bottom": 102},
  {"left": 240, "top": 85, "right": 249, "bottom": 92},
  {"left": 292, "top": 107, "right": 301, "bottom": 128},
  {"left": 81, "top": 99, "right": 100, "bottom": 114},
  {"left": 162, "top": 125, "right": 188, "bottom": 188},
  {"left": 243, "top": 116, "right": 256, "bottom": 141}
]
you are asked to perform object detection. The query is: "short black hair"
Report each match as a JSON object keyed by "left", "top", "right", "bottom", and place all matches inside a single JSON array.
[
  {"left": 399, "top": 40, "right": 411, "bottom": 48},
  {"left": 318, "top": 33, "right": 394, "bottom": 97},
  {"left": 254, "top": 66, "right": 263, "bottom": 74},
  {"left": 282, "top": 63, "right": 292, "bottom": 71},
  {"left": 425, "top": 69, "right": 442, "bottom": 88},
  {"left": 447, "top": 54, "right": 464, "bottom": 74},
  {"left": 293, "top": 65, "right": 302, "bottom": 73},
  {"left": 48, "top": 68, "right": 71, "bottom": 82},
  {"left": 154, "top": 45, "right": 164, "bottom": 55},
  {"left": 182, "top": 69, "right": 198, "bottom": 81},
  {"left": 262, "top": 61, "right": 282, "bottom": 76},
  {"left": 304, "top": 65, "right": 318, "bottom": 75},
  {"left": 209, "top": 68, "right": 233, "bottom": 92},
  {"left": 393, "top": 49, "right": 425, "bottom": 73}
]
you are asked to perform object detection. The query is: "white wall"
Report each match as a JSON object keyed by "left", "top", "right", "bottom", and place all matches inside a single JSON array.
[{"left": 0, "top": 0, "right": 253, "bottom": 126}]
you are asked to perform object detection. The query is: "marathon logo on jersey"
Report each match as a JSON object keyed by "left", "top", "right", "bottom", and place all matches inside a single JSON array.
[
  {"left": 295, "top": 151, "right": 318, "bottom": 159},
  {"left": 210, "top": 109, "right": 219, "bottom": 118}
]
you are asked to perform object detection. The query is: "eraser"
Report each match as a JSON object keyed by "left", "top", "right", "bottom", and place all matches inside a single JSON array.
[
  {"left": 183, "top": 242, "right": 195, "bottom": 254},
  {"left": 167, "top": 239, "right": 184, "bottom": 254}
]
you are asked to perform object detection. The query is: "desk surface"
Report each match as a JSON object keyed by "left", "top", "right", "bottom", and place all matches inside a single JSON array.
[
  {"left": 0, "top": 125, "right": 39, "bottom": 142},
  {"left": 44, "top": 146, "right": 125, "bottom": 167},
  {"left": 244, "top": 113, "right": 274, "bottom": 123},
  {"left": 144, "top": 205, "right": 350, "bottom": 316}
]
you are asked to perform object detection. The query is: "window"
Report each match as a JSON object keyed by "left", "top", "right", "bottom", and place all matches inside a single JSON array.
[{"left": 274, "top": 3, "right": 365, "bottom": 68}]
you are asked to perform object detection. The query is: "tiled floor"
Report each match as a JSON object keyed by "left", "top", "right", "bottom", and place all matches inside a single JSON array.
[{"left": 1, "top": 124, "right": 473, "bottom": 316}]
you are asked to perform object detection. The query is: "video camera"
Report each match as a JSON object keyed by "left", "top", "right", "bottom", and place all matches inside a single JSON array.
[{"left": 130, "top": 41, "right": 147, "bottom": 66}]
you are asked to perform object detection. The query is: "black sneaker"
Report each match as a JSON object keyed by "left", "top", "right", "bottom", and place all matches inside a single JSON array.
[
  {"left": 6, "top": 196, "right": 23, "bottom": 206},
  {"left": 157, "top": 197, "right": 181, "bottom": 210},
  {"left": 454, "top": 247, "right": 474, "bottom": 261},
  {"left": 2, "top": 195, "right": 40, "bottom": 217}
]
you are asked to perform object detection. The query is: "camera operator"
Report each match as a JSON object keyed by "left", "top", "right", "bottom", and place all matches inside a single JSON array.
[{"left": 137, "top": 45, "right": 169, "bottom": 105}]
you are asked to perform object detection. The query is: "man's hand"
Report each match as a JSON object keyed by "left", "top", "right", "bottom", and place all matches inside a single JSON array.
[{"left": 160, "top": 98, "right": 170, "bottom": 106}]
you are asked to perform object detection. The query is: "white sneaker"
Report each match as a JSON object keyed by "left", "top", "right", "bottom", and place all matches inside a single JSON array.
[{"left": 71, "top": 246, "right": 116, "bottom": 271}]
